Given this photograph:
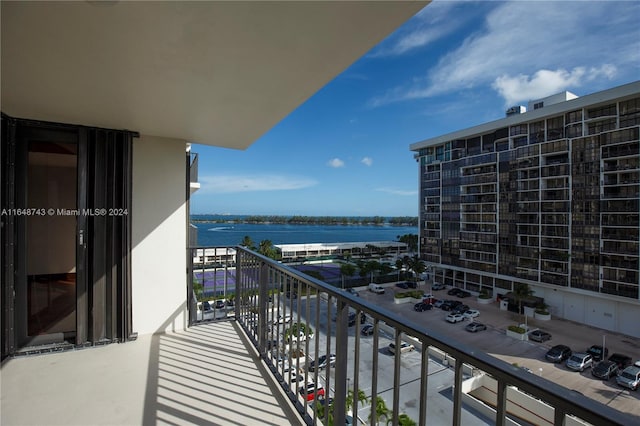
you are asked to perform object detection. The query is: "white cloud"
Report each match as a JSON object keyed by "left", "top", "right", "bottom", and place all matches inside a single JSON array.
[
  {"left": 199, "top": 174, "right": 317, "bottom": 193},
  {"left": 492, "top": 65, "right": 617, "bottom": 106},
  {"left": 327, "top": 158, "right": 345, "bottom": 168},
  {"left": 376, "top": 187, "right": 417, "bottom": 196},
  {"left": 369, "top": 1, "right": 463, "bottom": 57},
  {"left": 369, "top": 1, "right": 639, "bottom": 107},
  {"left": 361, "top": 157, "right": 373, "bottom": 167}
]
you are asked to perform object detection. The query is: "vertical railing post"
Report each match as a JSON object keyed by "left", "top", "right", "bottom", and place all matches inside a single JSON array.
[
  {"left": 392, "top": 332, "right": 402, "bottom": 426},
  {"left": 333, "top": 297, "right": 349, "bottom": 426},
  {"left": 257, "top": 261, "right": 269, "bottom": 354},
  {"left": 370, "top": 320, "right": 380, "bottom": 426},
  {"left": 452, "top": 358, "right": 463, "bottom": 426},
  {"left": 234, "top": 249, "right": 242, "bottom": 323},
  {"left": 187, "top": 248, "right": 196, "bottom": 326},
  {"left": 418, "top": 342, "right": 429, "bottom": 426},
  {"left": 495, "top": 378, "right": 507, "bottom": 426}
]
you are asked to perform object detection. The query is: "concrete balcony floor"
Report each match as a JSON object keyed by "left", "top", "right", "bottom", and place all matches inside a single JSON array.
[{"left": 1, "top": 320, "right": 302, "bottom": 426}]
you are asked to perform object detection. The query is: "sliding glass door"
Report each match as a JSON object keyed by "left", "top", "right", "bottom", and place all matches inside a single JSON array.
[{"left": 1, "top": 116, "right": 134, "bottom": 357}]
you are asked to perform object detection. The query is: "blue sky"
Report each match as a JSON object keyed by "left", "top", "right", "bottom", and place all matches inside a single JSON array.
[{"left": 191, "top": 1, "right": 640, "bottom": 217}]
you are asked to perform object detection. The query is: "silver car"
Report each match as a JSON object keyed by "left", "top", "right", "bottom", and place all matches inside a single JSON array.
[{"left": 566, "top": 352, "right": 593, "bottom": 372}]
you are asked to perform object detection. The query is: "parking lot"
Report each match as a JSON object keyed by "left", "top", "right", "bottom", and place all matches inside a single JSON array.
[
  {"left": 276, "top": 295, "right": 494, "bottom": 425},
  {"left": 355, "top": 282, "right": 640, "bottom": 418}
]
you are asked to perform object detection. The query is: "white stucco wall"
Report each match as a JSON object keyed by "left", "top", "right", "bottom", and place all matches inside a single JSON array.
[
  {"left": 132, "top": 135, "right": 188, "bottom": 335},
  {"left": 532, "top": 285, "right": 640, "bottom": 338}
]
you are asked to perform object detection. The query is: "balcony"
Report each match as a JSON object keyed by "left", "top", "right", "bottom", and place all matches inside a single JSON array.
[
  {"left": 1, "top": 320, "right": 302, "bottom": 425},
  {"left": 3, "top": 246, "right": 636, "bottom": 426}
]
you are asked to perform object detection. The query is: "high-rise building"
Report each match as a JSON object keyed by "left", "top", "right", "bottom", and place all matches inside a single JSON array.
[{"left": 411, "top": 81, "right": 640, "bottom": 338}]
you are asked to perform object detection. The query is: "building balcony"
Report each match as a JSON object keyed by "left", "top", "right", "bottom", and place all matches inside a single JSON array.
[
  {"left": 1, "top": 320, "right": 302, "bottom": 426},
  {"left": 3, "top": 246, "right": 636, "bottom": 426}
]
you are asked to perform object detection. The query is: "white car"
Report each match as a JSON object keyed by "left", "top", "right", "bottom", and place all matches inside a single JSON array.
[
  {"left": 446, "top": 313, "right": 464, "bottom": 323},
  {"left": 463, "top": 309, "right": 480, "bottom": 319},
  {"left": 388, "top": 342, "right": 415, "bottom": 354}
]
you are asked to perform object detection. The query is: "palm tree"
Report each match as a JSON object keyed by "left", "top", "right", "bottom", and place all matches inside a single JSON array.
[
  {"left": 346, "top": 388, "right": 369, "bottom": 416},
  {"left": 395, "top": 259, "right": 404, "bottom": 281},
  {"left": 398, "top": 414, "right": 417, "bottom": 426},
  {"left": 397, "top": 233, "right": 418, "bottom": 253},
  {"left": 258, "top": 239, "right": 281, "bottom": 260},
  {"left": 368, "top": 396, "right": 392, "bottom": 425},
  {"left": 408, "top": 255, "right": 426, "bottom": 284},
  {"left": 340, "top": 263, "right": 356, "bottom": 289},
  {"left": 239, "top": 235, "right": 255, "bottom": 249},
  {"left": 513, "top": 283, "right": 534, "bottom": 326}
]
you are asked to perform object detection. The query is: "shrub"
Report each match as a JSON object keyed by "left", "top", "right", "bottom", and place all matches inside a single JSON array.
[
  {"left": 479, "top": 289, "right": 491, "bottom": 299},
  {"left": 535, "top": 302, "right": 549, "bottom": 315},
  {"left": 508, "top": 325, "right": 526, "bottom": 334}
]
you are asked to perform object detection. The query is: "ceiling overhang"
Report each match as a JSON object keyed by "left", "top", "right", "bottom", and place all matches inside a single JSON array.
[{"left": 2, "top": 1, "right": 428, "bottom": 149}]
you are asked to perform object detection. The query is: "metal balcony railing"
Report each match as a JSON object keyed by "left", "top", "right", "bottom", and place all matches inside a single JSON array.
[{"left": 188, "top": 246, "right": 635, "bottom": 426}]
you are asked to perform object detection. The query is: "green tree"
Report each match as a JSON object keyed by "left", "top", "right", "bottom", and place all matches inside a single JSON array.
[
  {"left": 407, "top": 255, "right": 426, "bottom": 284},
  {"left": 397, "top": 234, "right": 419, "bottom": 252},
  {"left": 340, "top": 263, "right": 357, "bottom": 289},
  {"left": 395, "top": 259, "right": 404, "bottom": 281},
  {"left": 318, "top": 388, "right": 369, "bottom": 426},
  {"left": 284, "top": 322, "right": 313, "bottom": 342},
  {"left": 193, "top": 279, "right": 205, "bottom": 302},
  {"left": 369, "top": 396, "right": 392, "bottom": 425},
  {"left": 258, "top": 239, "right": 281, "bottom": 260},
  {"left": 239, "top": 235, "right": 255, "bottom": 249},
  {"left": 398, "top": 414, "right": 417, "bottom": 426},
  {"left": 513, "top": 282, "right": 534, "bottom": 325}
]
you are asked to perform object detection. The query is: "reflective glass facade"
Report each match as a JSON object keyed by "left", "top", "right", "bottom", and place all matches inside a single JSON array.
[{"left": 413, "top": 85, "right": 640, "bottom": 303}]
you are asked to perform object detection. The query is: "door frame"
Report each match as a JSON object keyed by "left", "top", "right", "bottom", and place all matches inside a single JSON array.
[{"left": 1, "top": 115, "right": 136, "bottom": 358}]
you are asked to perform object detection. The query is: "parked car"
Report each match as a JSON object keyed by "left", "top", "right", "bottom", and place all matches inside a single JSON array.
[
  {"left": 213, "top": 299, "right": 226, "bottom": 309},
  {"left": 395, "top": 282, "right": 409, "bottom": 289},
  {"left": 441, "top": 300, "right": 462, "bottom": 311},
  {"left": 465, "top": 322, "right": 487, "bottom": 332},
  {"left": 616, "top": 366, "right": 640, "bottom": 391},
  {"left": 347, "top": 312, "right": 366, "bottom": 326},
  {"left": 414, "top": 302, "right": 432, "bottom": 312},
  {"left": 346, "top": 288, "right": 359, "bottom": 297},
  {"left": 388, "top": 342, "right": 415, "bottom": 354},
  {"left": 529, "top": 330, "right": 552, "bottom": 343},
  {"left": 406, "top": 281, "right": 417, "bottom": 289},
  {"left": 447, "top": 288, "right": 461, "bottom": 296},
  {"left": 566, "top": 353, "right": 593, "bottom": 372},
  {"left": 591, "top": 360, "right": 619, "bottom": 380},
  {"left": 432, "top": 282, "right": 445, "bottom": 291},
  {"left": 586, "top": 345, "right": 609, "bottom": 362},
  {"left": 422, "top": 293, "right": 435, "bottom": 304},
  {"left": 462, "top": 309, "right": 479, "bottom": 319},
  {"left": 433, "top": 299, "right": 444, "bottom": 308},
  {"left": 452, "top": 304, "right": 470, "bottom": 315},
  {"left": 368, "top": 283, "right": 385, "bottom": 294},
  {"left": 546, "top": 345, "right": 572, "bottom": 363},
  {"left": 446, "top": 313, "right": 464, "bottom": 323},
  {"left": 299, "top": 382, "right": 325, "bottom": 401},
  {"left": 308, "top": 354, "right": 336, "bottom": 371},
  {"left": 361, "top": 324, "right": 375, "bottom": 336},
  {"left": 636, "top": 360, "right": 640, "bottom": 368},
  {"left": 456, "top": 290, "right": 471, "bottom": 298},
  {"left": 608, "top": 353, "right": 633, "bottom": 370}
]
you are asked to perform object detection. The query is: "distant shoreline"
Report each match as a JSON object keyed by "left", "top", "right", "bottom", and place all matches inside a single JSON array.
[{"left": 191, "top": 215, "right": 418, "bottom": 227}]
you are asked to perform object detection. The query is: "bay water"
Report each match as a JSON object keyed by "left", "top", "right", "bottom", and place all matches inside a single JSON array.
[{"left": 193, "top": 221, "right": 418, "bottom": 247}]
